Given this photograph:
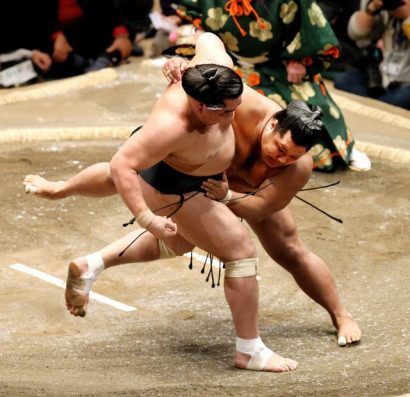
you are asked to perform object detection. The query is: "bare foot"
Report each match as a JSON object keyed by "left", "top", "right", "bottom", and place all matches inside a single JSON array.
[
  {"left": 65, "top": 259, "right": 89, "bottom": 317},
  {"left": 23, "top": 175, "right": 66, "bottom": 199},
  {"left": 234, "top": 350, "right": 297, "bottom": 372},
  {"left": 65, "top": 253, "right": 104, "bottom": 317},
  {"left": 335, "top": 312, "right": 361, "bottom": 346}
]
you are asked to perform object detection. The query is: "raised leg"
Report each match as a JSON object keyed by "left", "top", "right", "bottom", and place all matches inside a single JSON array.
[
  {"left": 65, "top": 228, "right": 162, "bottom": 316},
  {"left": 65, "top": 203, "right": 196, "bottom": 316},
  {"left": 24, "top": 162, "right": 115, "bottom": 199}
]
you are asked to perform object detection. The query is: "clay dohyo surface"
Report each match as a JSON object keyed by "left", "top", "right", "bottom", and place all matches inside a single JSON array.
[{"left": 0, "top": 140, "right": 409, "bottom": 396}]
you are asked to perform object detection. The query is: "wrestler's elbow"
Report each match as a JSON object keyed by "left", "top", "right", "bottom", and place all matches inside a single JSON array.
[
  {"left": 110, "top": 152, "right": 121, "bottom": 178},
  {"left": 110, "top": 151, "right": 131, "bottom": 185},
  {"left": 244, "top": 211, "right": 270, "bottom": 223},
  {"left": 244, "top": 204, "right": 283, "bottom": 223},
  {"left": 229, "top": 205, "right": 263, "bottom": 223}
]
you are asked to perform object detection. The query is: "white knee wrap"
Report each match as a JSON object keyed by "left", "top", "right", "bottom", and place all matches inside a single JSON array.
[
  {"left": 224, "top": 257, "right": 258, "bottom": 278},
  {"left": 158, "top": 239, "right": 177, "bottom": 259}
]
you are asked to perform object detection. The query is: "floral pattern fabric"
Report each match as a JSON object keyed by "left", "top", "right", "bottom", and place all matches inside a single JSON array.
[{"left": 178, "top": 0, "right": 354, "bottom": 171}]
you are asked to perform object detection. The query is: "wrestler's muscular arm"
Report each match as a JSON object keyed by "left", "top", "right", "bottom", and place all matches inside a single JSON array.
[
  {"left": 205, "top": 154, "right": 312, "bottom": 222},
  {"left": 192, "top": 32, "right": 233, "bottom": 67},
  {"left": 164, "top": 32, "right": 233, "bottom": 75},
  {"left": 110, "top": 110, "right": 184, "bottom": 239},
  {"left": 231, "top": 156, "right": 312, "bottom": 221}
]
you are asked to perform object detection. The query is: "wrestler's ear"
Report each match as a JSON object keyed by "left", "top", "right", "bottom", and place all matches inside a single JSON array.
[{"left": 269, "top": 119, "right": 278, "bottom": 132}]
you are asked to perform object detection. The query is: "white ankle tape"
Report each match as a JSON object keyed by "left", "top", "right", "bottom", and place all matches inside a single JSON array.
[
  {"left": 237, "top": 336, "right": 274, "bottom": 371},
  {"left": 236, "top": 336, "right": 265, "bottom": 355},
  {"left": 80, "top": 252, "right": 105, "bottom": 293}
]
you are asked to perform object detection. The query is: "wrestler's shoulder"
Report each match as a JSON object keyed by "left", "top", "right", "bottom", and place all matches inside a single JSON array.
[
  {"left": 148, "top": 93, "right": 187, "bottom": 125},
  {"left": 286, "top": 154, "right": 313, "bottom": 182},
  {"left": 140, "top": 111, "right": 188, "bottom": 145},
  {"left": 269, "top": 154, "right": 312, "bottom": 184}
]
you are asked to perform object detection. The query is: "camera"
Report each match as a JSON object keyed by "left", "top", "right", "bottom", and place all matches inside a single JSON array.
[
  {"left": 359, "top": 45, "right": 386, "bottom": 98},
  {"left": 381, "top": 0, "right": 405, "bottom": 10}
]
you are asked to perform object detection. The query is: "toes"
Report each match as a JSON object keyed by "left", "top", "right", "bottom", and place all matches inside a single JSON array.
[
  {"left": 24, "top": 175, "right": 37, "bottom": 185},
  {"left": 268, "top": 357, "right": 297, "bottom": 372},
  {"left": 279, "top": 360, "right": 297, "bottom": 372},
  {"left": 25, "top": 184, "right": 37, "bottom": 194},
  {"left": 69, "top": 306, "right": 86, "bottom": 317},
  {"left": 349, "top": 334, "right": 361, "bottom": 345},
  {"left": 74, "top": 307, "right": 86, "bottom": 317},
  {"left": 285, "top": 359, "right": 298, "bottom": 371},
  {"left": 337, "top": 333, "right": 361, "bottom": 346}
]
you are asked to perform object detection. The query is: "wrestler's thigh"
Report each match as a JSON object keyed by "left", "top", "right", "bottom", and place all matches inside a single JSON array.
[
  {"left": 171, "top": 194, "right": 255, "bottom": 261},
  {"left": 137, "top": 176, "right": 195, "bottom": 254},
  {"left": 137, "top": 176, "right": 183, "bottom": 216},
  {"left": 248, "top": 207, "right": 301, "bottom": 258}
]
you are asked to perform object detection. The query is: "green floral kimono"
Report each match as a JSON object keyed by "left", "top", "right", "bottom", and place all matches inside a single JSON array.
[{"left": 178, "top": 0, "right": 354, "bottom": 171}]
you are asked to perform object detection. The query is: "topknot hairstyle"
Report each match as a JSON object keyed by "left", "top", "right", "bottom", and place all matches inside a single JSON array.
[
  {"left": 181, "top": 64, "right": 243, "bottom": 109},
  {"left": 274, "top": 100, "right": 326, "bottom": 150}
]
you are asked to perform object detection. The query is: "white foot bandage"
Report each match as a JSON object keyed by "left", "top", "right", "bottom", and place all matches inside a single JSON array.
[
  {"left": 225, "top": 258, "right": 258, "bottom": 278},
  {"left": 68, "top": 252, "right": 105, "bottom": 294},
  {"left": 338, "top": 336, "right": 347, "bottom": 347},
  {"left": 236, "top": 337, "right": 274, "bottom": 371},
  {"left": 65, "top": 253, "right": 104, "bottom": 317},
  {"left": 81, "top": 252, "right": 105, "bottom": 293}
]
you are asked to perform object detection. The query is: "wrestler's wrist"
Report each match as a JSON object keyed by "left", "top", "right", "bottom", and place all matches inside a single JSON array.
[
  {"left": 220, "top": 189, "right": 232, "bottom": 202},
  {"left": 135, "top": 209, "right": 155, "bottom": 228}
]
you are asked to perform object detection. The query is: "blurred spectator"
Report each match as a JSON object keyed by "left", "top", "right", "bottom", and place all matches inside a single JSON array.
[
  {"left": 149, "top": 0, "right": 190, "bottom": 57},
  {"left": 49, "top": 0, "right": 133, "bottom": 77},
  {"left": 334, "top": 0, "right": 410, "bottom": 110},
  {"left": 175, "top": 0, "right": 371, "bottom": 171},
  {"left": 318, "top": 0, "right": 363, "bottom": 74},
  {"left": 0, "top": 1, "right": 55, "bottom": 86},
  {"left": 0, "top": 50, "right": 50, "bottom": 87},
  {"left": 114, "top": 0, "right": 154, "bottom": 56}
]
